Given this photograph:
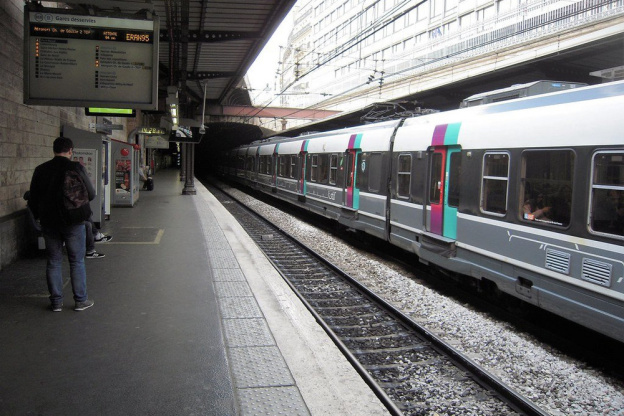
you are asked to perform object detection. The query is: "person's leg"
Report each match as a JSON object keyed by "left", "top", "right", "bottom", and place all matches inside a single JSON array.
[
  {"left": 63, "top": 224, "right": 88, "bottom": 303},
  {"left": 42, "top": 226, "right": 64, "bottom": 309},
  {"left": 85, "top": 220, "right": 95, "bottom": 253}
]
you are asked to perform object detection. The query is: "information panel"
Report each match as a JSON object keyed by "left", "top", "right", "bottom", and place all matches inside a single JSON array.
[{"left": 24, "top": 9, "right": 158, "bottom": 110}]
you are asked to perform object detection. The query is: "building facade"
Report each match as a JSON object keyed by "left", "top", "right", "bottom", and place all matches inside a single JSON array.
[{"left": 279, "top": 0, "right": 624, "bottom": 112}]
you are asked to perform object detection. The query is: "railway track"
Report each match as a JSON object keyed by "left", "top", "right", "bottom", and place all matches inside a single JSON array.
[{"left": 207, "top": 182, "right": 550, "bottom": 416}]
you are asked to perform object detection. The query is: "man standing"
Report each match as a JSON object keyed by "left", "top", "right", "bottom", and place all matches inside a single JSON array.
[{"left": 28, "top": 137, "right": 95, "bottom": 312}]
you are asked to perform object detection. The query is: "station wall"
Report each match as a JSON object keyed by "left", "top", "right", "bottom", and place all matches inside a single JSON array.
[{"left": 0, "top": 0, "right": 134, "bottom": 271}]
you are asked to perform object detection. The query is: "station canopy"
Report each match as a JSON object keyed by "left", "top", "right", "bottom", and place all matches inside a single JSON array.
[{"left": 46, "top": 0, "right": 297, "bottom": 115}]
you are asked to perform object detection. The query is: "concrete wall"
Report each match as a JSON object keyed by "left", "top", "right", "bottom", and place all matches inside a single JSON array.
[{"left": 0, "top": 1, "right": 134, "bottom": 271}]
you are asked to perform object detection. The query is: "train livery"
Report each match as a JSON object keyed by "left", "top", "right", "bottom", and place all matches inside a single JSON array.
[{"left": 219, "top": 81, "right": 624, "bottom": 343}]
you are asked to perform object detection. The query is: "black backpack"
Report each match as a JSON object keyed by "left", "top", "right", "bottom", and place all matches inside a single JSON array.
[{"left": 58, "top": 165, "right": 92, "bottom": 225}]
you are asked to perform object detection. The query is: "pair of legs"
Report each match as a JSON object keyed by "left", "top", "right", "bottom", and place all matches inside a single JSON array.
[
  {"left": 85, "top": 218, "right": 110, "bottom": 258},
  {"left": 42, "top": 224, "right": 89, "bottom": 308}
]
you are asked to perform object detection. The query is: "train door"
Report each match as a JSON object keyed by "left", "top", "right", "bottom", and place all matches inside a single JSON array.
[
  {"left": 343, "top": 148, "right": 360, "bottom": 210},
  {"left": 298, "top": 151, "right": 307, "bottom": 195},
  {"left": 427, "top": 123, "right": 461, "bottom": 240},
  {"left": 272, "top": 148, "right": 278, "bottom": 189}
]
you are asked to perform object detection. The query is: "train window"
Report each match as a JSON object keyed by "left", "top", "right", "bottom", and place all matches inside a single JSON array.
[
  {"left": 368, "top": 153, "right": 382, "bottom": 192},
  {"left": 289, "top": 156, "right": 297, "bottom": 179},
  {"left": 329, "top": 154, "right": 339, "bottom": 185},
  {"left": 259, "top": 155, "right": 271, "bottom": 175},
  {"left": 481, "top": 152, "right": 509, "bottom": 215},
  {"left": 520, "top": 150, "right": 574, "bottom": 227},
  {"left": 319, "top": 154, "right": 330, "bottom": 184},
  {"left": 589, "top": 152, "right": 624, "bottom": 238},
  {"left": 447, "top": 152, "right": 461, "bottom": 207},
  {"left": 278, "top": 156, "right": 286, "bottom": 177},
  {"left": 245, "top": 156, "right": 254, "bottom": 172},
  {"left": 397, "top": 154, "right": 411, "bottom": 199},
  {"left": 429, "top": 153, "right": 443, "bottom": 204},
  {"left": 311, "top": 155, "right": 319, "bottom": 182}
]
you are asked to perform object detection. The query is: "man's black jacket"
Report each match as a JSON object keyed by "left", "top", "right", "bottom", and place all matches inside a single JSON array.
[{"left": 29, "top": 156, "right": 96, "bottom": 228}]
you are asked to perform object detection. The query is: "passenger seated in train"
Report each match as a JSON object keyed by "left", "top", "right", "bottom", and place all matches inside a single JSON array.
[
  {"left": 592, "top": 189, "right": 624, "bottom": 236},
  {"left": 523, "top": 193, "right": 551, "bottom": 221}
]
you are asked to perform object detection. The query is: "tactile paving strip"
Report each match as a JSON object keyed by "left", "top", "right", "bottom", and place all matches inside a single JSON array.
[
  {"left": 215, "top": 281, "right": 253, "bottom": 298},
  {"left": 218, "top": 297, "right": 263, "bottom": 319},
  {"left": 209, "top": 249, "right": 240, "bottom": 269},
  {"left": 229, "top": 346, "right": 295, "bottom": 388},
  {"left": 213, "top": 268, "right": 247, "bottom": 282},
  {"left": 238, "top": 386, "right": 310, "bottom": 416},
  {"left": 223, "top": 318, "right": 275, "bottom": 347}
]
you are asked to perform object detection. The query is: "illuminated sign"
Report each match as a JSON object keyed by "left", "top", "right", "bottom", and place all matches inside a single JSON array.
[
  {"left": 86, "top": 108, "right": 136, "bottom": 117},
  {"left": 23, "top": 7, "right": 159, "bottom": 110},
  {"left": 138, "top": 126, "right": 167, "bottom": 135}
]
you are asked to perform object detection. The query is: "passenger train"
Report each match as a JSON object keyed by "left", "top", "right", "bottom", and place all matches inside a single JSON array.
[{"left": 218, "top": 81, "right": 624, "bottom": 343}]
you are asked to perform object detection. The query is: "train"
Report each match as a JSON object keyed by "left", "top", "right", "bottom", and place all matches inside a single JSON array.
[{"left": 217, "top": 80, "right": 624, "bottom": 343}]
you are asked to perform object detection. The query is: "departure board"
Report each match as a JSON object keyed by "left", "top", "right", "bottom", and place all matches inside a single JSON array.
[{"left": 24, "top": 10, "right": 159, "bottom": 110}]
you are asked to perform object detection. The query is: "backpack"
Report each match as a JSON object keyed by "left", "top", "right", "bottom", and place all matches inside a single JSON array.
[{"left": 58, "top": 165, "right": 92, "bottom": 225}]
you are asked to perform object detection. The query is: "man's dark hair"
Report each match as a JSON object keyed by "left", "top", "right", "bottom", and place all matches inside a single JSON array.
[{"left": 53, "top": 137, "right": 74, "bottom": 154}]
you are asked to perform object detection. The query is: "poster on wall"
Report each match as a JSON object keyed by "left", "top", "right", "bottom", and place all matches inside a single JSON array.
[
  {"left": 115, "top": 151, "right": 132, "bottom": 194},
  {"left": 72, "top": 148, "right": 98, "bottom": 191}
]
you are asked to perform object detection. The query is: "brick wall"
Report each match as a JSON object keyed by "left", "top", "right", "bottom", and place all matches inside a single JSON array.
[{"left": 0, "top": 0, "right": 133, "bottom": 270}]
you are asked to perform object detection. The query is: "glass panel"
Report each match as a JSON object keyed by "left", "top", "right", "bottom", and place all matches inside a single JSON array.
[
  {"left": 311, "top": 155, "right": 318, "bottom": 182},
  {"left": 590, "top": 152, "right": 624, "bottom": 237},
  {"left": 318, "top": 154, "right": 329, "bottom": 184},
  {"left": 368, "top": 153, "right": 382, "bottom": 192},
  {"left": 481, "top": 153, "right": 509, "bottom": 214},
  {"left": 521, "top": 150, "right": 574, "bottom": 227},
  {"left": 447, "top": 152, "right": 461, "bottom": 207},
  {"left": 429, "top": 153, "right": 443, "bottom": 204},
  {"left": 329, "top": 154, "right": 338, "bottom": 185},
  {"left": 397, "top": 154, "right": 411, "bottom": 198},
  {"left": 593, "top": 153, "right": 624, "bottom": 186}
]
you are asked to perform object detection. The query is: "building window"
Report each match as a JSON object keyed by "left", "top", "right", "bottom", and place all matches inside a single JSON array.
[
  {"left": 481, "top": 152, "right": 509, "bottom": 215},
  {"left": 521, "top": 150, "right": 574, "bottom": 227},
  {"left": 589, "top": 151, "right": 624, "bottom": 238}
]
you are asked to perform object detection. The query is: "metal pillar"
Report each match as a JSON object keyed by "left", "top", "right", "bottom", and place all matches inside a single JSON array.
[
  {"left": 180, "top": 143, "right": 186, "bottom": 182},
  {"left": 182, "top": 143, "right": 196, "bottom": 195}
]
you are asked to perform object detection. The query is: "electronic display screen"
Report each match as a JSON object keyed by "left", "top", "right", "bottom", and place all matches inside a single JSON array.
[
  {"left": 24, "top": 9, "right": 159, "bottom": 110},
  {"left": 86, "top": 107, "right": 136, "bottom": 117}
]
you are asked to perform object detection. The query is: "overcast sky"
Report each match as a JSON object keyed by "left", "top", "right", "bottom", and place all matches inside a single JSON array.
[{"left": 246, "top": 13, "right": 293, "bottom": 105}]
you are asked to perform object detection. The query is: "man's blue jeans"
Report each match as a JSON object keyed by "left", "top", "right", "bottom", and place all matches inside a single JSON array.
[{"left": 42, "top": 224, "right": 88, "bottom": 306}]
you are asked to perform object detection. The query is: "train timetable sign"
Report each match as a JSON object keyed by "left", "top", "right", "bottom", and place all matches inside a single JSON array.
[{"left": 23, "top": 7, "right": 159, "bottom": 110}]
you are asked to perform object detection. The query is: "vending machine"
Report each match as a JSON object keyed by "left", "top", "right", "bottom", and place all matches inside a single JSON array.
[
  {"left": 111, "top": 139, "right": 140, "bottom": 207},
  {"left": 61, "top": 125, "right": 110, "bottom": 226}
]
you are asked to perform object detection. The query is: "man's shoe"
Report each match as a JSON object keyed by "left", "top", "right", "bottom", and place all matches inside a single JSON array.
[
  {"left": 95, "top": 234, "right": 113, "bottom": 243},
  {"left": 51, "top": 303, "right": 63, "bottom": 312},
  {"left": 74, "top": 299, "right": 94, "bottom": 311},
  {"left": 86, "top": 251, "right": 105, "bottom": 259}
]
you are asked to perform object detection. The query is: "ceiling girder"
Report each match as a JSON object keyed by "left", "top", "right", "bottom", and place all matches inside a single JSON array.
[
  {"left": 186, "top": 72, "right": 238, "bottom": 81},
  {"left": 159, "top": 30, "right": 261, "bottom": 43}
]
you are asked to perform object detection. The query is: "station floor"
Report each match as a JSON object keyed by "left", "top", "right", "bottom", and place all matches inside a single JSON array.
[{"left": 0, "top": 169, "right": 390, "bottom": 416}]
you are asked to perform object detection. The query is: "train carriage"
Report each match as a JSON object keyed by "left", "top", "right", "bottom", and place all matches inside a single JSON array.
[
  {"left": 220, "top": 80, "right": 624, "bottom": 343},
  {"left": 255, "top": 143, "right": 276, "bottom": 192},
  {"left": 273, "top": 138, "right": 308, "bottom": 203},
  {"left": 390, "top": 85, "right": 624, "bottom": 342}
]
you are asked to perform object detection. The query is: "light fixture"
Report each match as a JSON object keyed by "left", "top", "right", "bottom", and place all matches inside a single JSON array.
[
  {"left": 199, "top": 82, "right": 206, "bottom": 135},
  {"left": 166, "top": 86, "right": 179, "bottom": 130}
]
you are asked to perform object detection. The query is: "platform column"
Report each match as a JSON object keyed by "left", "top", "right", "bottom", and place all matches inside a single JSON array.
[{"left": 182, "top": 143, "right": 196, "bottom": 195}]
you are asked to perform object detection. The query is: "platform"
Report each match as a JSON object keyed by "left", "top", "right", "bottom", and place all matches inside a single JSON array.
[{"left": 0, "top": 169, "right": 389, "bottom": 416}]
